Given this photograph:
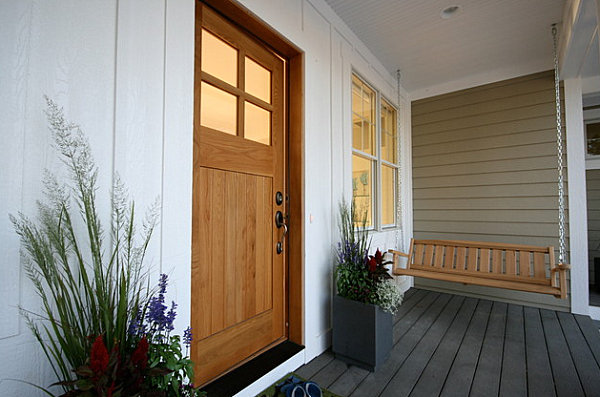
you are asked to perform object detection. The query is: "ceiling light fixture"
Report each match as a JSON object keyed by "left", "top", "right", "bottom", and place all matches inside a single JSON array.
[{"left": 441, "top": 5, "right": 461, "bottom": 19}]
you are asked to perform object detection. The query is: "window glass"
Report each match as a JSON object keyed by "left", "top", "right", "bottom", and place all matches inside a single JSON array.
[
  {"left": 201, "top": 82, "right": 237, "bottom": 135},
  {"left": 381, "top": 99, "right": 397, "bottom": 164},
  {"left": 245, "top": 57, "right": 271, "bottom": 103},
  {"left": 352, "top": 76, "right": 375, "bottom": 155},
  {"left": 381, "top": 165, "right": 395, "bottom": 226},
  {"left": 352, "top": 154, "right": 373, "bottom": 227},
  {"left": 587, "top": 122, "right": 600, "bottom": 156},
  {"left": 201, "top": 29, "right": 237, "bottom": 87},
  {"left": 244, "top": 101, "right": 271, "bottom": 145}
]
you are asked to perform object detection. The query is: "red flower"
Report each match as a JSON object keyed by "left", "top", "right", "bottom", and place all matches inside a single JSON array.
[
  {"left": 90, "top": 335, "right": 109, "bottom": 374},
  {"left": 374, "top": 249, "right": 383, "bottom": 264},
  {"left": 131, "top": 336, "right": 149, "bottom": 369},
  {"left": 107, "top": 382, "right": 116, "bottom": 397},
  {"left": 368, "top": 257, "right": 377, "bottom": 272}
]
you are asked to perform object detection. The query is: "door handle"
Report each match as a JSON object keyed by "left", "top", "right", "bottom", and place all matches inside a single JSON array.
[{"left": 275, "top": 211, "right": 288, "bottom": 254}]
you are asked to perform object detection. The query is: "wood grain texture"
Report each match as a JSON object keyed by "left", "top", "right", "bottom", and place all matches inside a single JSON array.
[
  {"left": 287, "top": 52, "right": 304, "bottom": 345},
  {"left": 191, "top": 2, "right": 290, "bottom": 385},
  {"left": 390, "top": 239, "right": 566, "bottom": 297}
]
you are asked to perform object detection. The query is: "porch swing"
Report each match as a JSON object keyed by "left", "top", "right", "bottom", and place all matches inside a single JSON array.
[{"left": 388, "top": 25, "right": 570, "bottom": 299}]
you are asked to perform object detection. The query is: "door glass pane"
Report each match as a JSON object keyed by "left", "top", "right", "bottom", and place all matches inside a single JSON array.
[
  {"left": 381, "top": 165, "right": 396, "bottom": 226},
  {"left": 201, "top": 29, "right": 237, "bottom": 87},
  {"left": 245, "top": 57, "right": 271, "bottom": 103},
  {"left": 352, "top": 154, "right": 373, "bottom": 227},
  {"left": 201, "top": 82, "right": 237, "bottom": 135},
  {"left": 244, "top": 101, "right": 271, "bottom": 145},
  {"left": 381, "top": 99, "right": 398, "bottom": 163}
]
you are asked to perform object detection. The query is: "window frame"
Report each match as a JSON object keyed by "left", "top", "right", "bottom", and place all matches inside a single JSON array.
[{"left": 351, "top": 71, "right": 400, "bottom": 231}]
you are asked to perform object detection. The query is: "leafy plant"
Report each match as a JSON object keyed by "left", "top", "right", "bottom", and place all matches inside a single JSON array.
[
  {"left": 334, "top": 200, "right": 403, "bottom": 314},
  {"left": 57, "top": 335, "right": 169, "bottom": 397},
  {"left": 10, "top": 97, "right": 156, "bottom": 393},
  {"left": 335, "top": 199, "right": 372, "bottom": 302},
  {"left": 129, "top": 275, "right": 203, "bottom": 397}
]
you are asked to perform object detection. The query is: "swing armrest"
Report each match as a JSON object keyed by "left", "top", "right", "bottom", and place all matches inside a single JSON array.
[
  {"left": 388, "top": 249, "right": 410, "bottom": 273},
  {"left": 550, "top": 263, "right": 570, "bottom": 272},
  {"left": 387, "top": 249, "right": 409, "bottom": 258},
  {"left": 550, "top": 263, "right": 570, "bottom": 299}
]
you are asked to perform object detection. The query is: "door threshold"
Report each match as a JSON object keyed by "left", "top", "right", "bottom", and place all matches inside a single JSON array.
[{"left": 200, "top": 341, "right": 304, "bottom": 396}]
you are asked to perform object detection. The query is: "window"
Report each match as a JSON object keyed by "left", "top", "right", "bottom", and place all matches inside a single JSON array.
[
  {"left": 200, "top": 28, "right": 274, "bottom": 146},
  {"left": 587, "top": 120, "right": 600, "bottom": 157},
  {"left": 351, "top": 74, "right": 399, "bottom": 228}
]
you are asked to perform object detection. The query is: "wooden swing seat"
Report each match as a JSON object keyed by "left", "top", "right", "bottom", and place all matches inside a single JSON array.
[{"left": 388, "top": 239, "right": 569, "bottom": 299}]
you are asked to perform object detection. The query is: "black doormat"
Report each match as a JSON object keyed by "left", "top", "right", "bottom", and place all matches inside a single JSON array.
[{"left": 201, "top": 341, "right": 304, "bottom": 396}]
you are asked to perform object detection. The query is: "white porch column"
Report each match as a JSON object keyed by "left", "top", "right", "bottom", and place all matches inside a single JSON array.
[
  {"left": 564, "top": 77, "right": 589, "bottom": 315},
  {"left": 596, "top": 0, "right": 600, "bottom": 61}
]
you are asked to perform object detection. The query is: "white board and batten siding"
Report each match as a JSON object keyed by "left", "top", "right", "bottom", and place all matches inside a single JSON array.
[
  {"left": 411, "top": 71, "right": 569, "bottom": 311},
  {"left": 0, "top": 0, "right": 412, "bottom": 395}
]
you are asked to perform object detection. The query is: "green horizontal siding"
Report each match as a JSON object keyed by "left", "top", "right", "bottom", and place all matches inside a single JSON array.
[{"left": 411, "top": 71, "right": 568, "bottom": 310}]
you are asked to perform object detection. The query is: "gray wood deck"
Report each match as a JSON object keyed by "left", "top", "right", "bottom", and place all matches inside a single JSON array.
[{"left": 295, "top": 288, "right": 600, "bottom": 397}]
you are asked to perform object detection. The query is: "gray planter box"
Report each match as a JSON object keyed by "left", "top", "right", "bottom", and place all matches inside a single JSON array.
[{"left": 332, "top": 295, "right": 393, "bottom": 371}]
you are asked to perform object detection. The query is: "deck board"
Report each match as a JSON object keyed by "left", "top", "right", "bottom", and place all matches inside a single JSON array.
[
  {"left": 409, "top": 297, "right": 478, "bottom": 397},
  {"left": 381, "top": 295, "right": 465, "bottom": 396},
  {"left": 293, "top": 288, "right": 600, "bottom": 397},
  {"left": 541, "top": 309, "right": 585, "bottom": 397},
  {"left": 470, "top": 301, "right": 507, "bottom": 396},
  {"left": 556, "top": 312, "right": 600, "bottom": 395},
  {"left": 574, "top": 314, "right": 600, "bottom": 367},
  {"left": 328, "top": 365, "right": 370, "bottom": 396},
  {"left": 311, "top": 359, "right": 348, "bottom": 389},
  {"left": 440, "top": 299, "right": 492, "bottom": 397},
  {"left": 523, "top": 306, "right": 556, "bottom": 397},
  {"left": 499, "top": 304, "right": 527, "bottom": 397},
  {"left": 350, "top": 293, "right": 449, "bottom": 397}
]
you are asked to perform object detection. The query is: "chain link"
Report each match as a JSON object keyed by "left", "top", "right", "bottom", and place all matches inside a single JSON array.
[
  {"left": 396, "top": 69, "right": 405, "bottom": 251},
  {"left": 552, "top": 25, "right": 567, "bottom": 264}
]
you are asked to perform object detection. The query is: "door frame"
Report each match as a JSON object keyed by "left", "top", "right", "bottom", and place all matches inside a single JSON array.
[{"left": 198, "top": 0, "right": 305, "bottom": 346}]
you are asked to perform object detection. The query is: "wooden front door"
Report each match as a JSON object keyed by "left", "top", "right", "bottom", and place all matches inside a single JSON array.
[{"left": 191, "top": 3, "right": 287, "bottom": 386}]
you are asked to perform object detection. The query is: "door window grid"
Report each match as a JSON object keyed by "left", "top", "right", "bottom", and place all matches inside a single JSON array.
[
  {"left": 351, "top": 74, "right": 399, "bottom": 229},
  {"left": 200, "top": 28, "right": 273, "bottom": 146}
]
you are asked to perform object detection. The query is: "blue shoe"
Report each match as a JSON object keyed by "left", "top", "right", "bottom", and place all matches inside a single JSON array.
[
  {"left": 277, "top": 376, "right": 306, "bottom": 397},
  {"left": 303, "top": 381, "right": 322, "bottom": 397},
  {"left": 281, "top": 383, "right": 307, "bottom": 397}
]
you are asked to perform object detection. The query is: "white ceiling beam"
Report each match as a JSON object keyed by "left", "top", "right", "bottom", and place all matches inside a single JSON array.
[{"left": 559, "top": 0, "right": 599, "bottom": 78}]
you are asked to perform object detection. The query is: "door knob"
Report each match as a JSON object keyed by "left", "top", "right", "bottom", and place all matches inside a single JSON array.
[
  {"left": 275, "top": 211, "right": 285, "bottom": 228},
  {"left": 275, "top": 211, "right": 288, "bottom": 254}
]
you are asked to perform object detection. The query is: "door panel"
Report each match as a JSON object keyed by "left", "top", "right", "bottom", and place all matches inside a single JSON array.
[{"left": 192, "top": 3, "right": 287, "bottom": 386}]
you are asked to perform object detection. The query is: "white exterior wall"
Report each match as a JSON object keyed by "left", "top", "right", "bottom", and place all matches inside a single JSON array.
[{"left": 0, "top": 0, "right": 411, "bottom": 395}]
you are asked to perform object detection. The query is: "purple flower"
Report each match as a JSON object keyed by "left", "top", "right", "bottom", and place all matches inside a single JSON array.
[
  {"left": 158, "top": 273, "right": 168, "bottom": 294},
  {"left": 147, "top": 293, "right": 168, "bottom": 332},
  {"left": 128, "top": 308, "right": 147, "bottom": 336},
  {"left": 183, "top": 326, "right": 193, "bottom": 348},
  {"left": 165, "top": 301, "right": 177, "bottom": 332}
]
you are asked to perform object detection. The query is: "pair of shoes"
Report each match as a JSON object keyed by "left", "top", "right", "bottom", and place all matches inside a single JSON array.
[{"left": 275, "top": 376, "right": 322, "bottom": 397}]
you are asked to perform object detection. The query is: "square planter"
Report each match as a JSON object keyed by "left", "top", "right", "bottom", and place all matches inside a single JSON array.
[{"left": 332, "top": 295, "right": 393, "bottom": 371}]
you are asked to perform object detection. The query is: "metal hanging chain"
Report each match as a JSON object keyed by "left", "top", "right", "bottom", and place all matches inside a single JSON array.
[
  {"left": 552, "top": 24, "right": 567, "bottom": 264},
  {"left": 396, "top": 69, "right": 405, "bottom": 251}
]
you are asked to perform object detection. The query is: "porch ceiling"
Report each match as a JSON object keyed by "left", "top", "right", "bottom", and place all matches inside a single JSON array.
[{"left": 324, "top": 0, "right": 565, "bottom": 96}]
